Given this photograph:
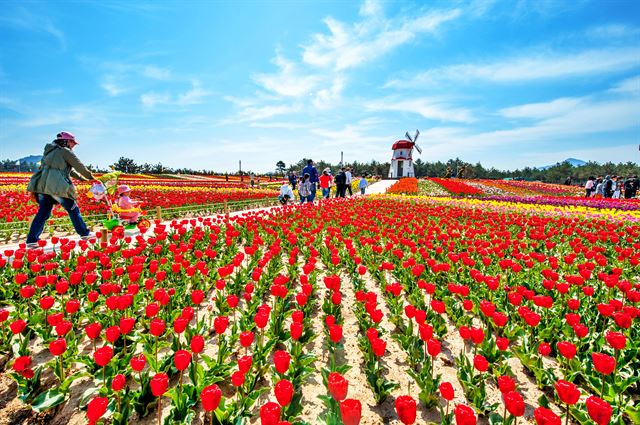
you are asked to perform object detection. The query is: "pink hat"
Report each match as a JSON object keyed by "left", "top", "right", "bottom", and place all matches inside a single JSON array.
[
  {"left": 116, "top": 185, "right": 131, "bottom": 196},
  {"left": 57, "top": 131, "right": 78, "bottom": 144}
]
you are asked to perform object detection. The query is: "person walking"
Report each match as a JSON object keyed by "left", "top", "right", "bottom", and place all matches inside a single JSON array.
[
  {"left": 358, "top": 175, "right": 369, "bottom": 195},
  {"left": 603, "top": 175, "right": 613, "bottom": 198},
  {"left": 345, "top": 167, "right": 353, "bottom": 196},
  {"left": 302, "top": 159, "right": 319, "bottom": 202},
  {"left": 334, "top": 167, "right": 347, "bottom": 198},
  {"left": 26, "top": 131, "right": 95, "bottom": 247},
  {"left": 319, "top": 168, "right": 333, "bottom": 199},
  {"left": 584, "top": 176, "right": 595, "bottom": 197},
  {"left": 288, "top": 171, "right": 298, "bottom": 190}
]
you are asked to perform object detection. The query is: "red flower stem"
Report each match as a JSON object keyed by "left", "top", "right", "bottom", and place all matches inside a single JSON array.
[
  {"left": 157, "top": 397, "right": 162, "bottom": 425},
  {"left": 103, "top": 366, "right": 106, "bottom": 388},
  {"left": 565, "top": 404, "right": 569, "bottom": 425}
]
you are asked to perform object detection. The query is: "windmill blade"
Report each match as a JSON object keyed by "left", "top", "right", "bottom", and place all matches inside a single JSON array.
[
  {"left": 414, "top": 129, "right": 420, "bottom": 143},
  {"left": 405, "top": 131, "right": 413, "bottom": 142},
  {"left": 414, "top": 143, "right": 422, "bottom": 154}
]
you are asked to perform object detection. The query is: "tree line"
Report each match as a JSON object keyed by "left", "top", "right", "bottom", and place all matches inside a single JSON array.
[{"left": 1, "top": 156, "right": 638, "bottom": 184}]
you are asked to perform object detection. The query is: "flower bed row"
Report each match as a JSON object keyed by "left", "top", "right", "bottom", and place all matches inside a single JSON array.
[{"left": 0, "top": 196, "right": 638, "bottom": 425}]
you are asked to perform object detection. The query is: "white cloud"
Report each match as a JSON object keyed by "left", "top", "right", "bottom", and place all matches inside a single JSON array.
[
  {"left": 140, "top": 92, "right": 171, "bottom": 108},
  {"left": 143, "top": 65, "right": 172, "bottom": 80},
  {"left": 0, "top": 8, "right": 66, "bottom": 50},
  {"left": 100, "top": 75, "right": 128, "bottom": 96},
  {"left": 610, "top": 75, "right": 640, "bottom": 95},
  {"left": 253, "top": 53, "right": 322, "bottom": 97},
  {"left": 302, "top": 7, "right": 460, "bottom": 71},
  {"left": 177, "top": 81, "right": 210, "bottom": 105},
  {"left": 365, "top": 97, "right": 475, "bottom": 123},
  {"left": 387, "top": 47, "right": 640, "bottom": 87},
  {"left": 499, "top": 97, "right": 583, "bottom": 119},
  {"left": 587, "top": 24, "right": 640, "bottom": 40}
]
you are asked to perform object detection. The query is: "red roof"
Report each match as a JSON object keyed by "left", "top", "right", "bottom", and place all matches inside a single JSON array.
[{"left": 392, "top": 140, "right": 414, "bottom": 150}]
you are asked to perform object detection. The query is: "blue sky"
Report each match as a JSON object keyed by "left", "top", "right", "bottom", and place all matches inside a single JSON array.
[{"left": 1, "top": 0, "right": 639, "bottom": 173}]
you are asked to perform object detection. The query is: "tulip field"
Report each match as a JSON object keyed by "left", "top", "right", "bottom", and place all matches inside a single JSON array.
[
  {"left": 0, "top": 179, "right": 639, "bottom": 425},
  {"left": 0, "top": 173, "right": 278, "bottom": 240}
]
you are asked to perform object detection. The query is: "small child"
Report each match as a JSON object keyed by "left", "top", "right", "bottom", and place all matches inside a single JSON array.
[
  {"left": 116, "top": 185, "right": 140, "bottom": 223},
  {"left": 358, "top": 176, "right": 369, "bottom": 195}
]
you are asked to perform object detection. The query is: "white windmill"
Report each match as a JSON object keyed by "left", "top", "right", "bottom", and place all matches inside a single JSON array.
[{"left": 388, "top": 130, "right": 422, "bottom": 179}]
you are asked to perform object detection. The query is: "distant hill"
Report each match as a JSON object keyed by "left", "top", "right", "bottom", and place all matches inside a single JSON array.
[
  {"left": 17, "top": 155, "right": 42, "bottom": 164},
  {"left": 538, "top": 158, "right": 586, "bottom": 170}
]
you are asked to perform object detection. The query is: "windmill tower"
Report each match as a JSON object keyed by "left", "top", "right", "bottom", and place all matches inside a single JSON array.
[{"left": 388, "top": 130, "right": 422, "bottom": 179}]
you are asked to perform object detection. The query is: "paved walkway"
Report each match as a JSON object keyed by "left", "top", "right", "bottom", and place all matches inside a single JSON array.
[{"left": 366, "top": 179, "right": 396, "bottom": 194}]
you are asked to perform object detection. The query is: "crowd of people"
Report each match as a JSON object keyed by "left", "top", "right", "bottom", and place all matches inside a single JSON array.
[
  {"left": 583, "top": 175, "right": 639, "bottom": 199},
  {"left": 279, "top": 159, "right": 370, "bottom": 205}
]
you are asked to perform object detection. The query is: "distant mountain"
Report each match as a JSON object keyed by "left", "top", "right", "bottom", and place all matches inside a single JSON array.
[
  {"left": 17, "top": 155, "right": 42, "bottom": 164},
  {"left": 538, "top": 158, "right": 586, "bottom": 170}
]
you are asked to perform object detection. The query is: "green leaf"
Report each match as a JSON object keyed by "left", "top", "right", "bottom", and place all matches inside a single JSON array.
[{"left": 31, "top": 389, "right": 68, "bottom": 412}]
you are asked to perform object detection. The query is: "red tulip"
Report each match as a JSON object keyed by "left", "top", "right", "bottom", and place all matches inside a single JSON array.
[
  {"left": 371, "top": 338, "right": 386, "bottom": 357},
  {"left": 112, "top": 374, "right": 126, "bottom": 391},
  {"left": 214, "top": 316, "right": 229, "bottom": 335},
  {"left": 555, "top": 380, "right": 580, "bottom": 405},
  {"left": 119, "top": 317, "right": 136, "bottom": 334},
  {"left": 85, "top": 322, "right": 102, "bottom": 340},
  {"left": 504, "top": 391, "right": 524, "bottom": 417},
  {"left": 201, "top": 384, "right": 222, "bottom": 411},
  {"left": 49, "top": 338, "right": 67, "bottom": 356},
  {"left": 497, "top": 375, "right": 516, "bottom": 394},
  {"left": 454, "top": 404, "right": 477, "bottom": 425},
  {"left": 274, "top": 379, "right": 294, "bottom": 406},
  {"left": 174, "top": 349, "right": 192, "bottom": 371},
  {"left": 12, "top": 356, "right": 31, "bottom": 372},
  {"left": 94, "top": 346, "right": 113, "bottom": 367},
  {"left": 86, "top": 396, "right": 108, "bottom": 425},
  {"left": 605, "top": 331, "right": 626, "bottom": 350},
  {"left": 190, "top": 335, "right": 205, "bottom": 353},
  {"left": 395, "top": 395, "right": 417, "bottom": 425},
  {"left": 9, "top": 319, "right": 26, "bottom": 335},
  {"left": 259, "top": 401, "right": 281, "bottom": 425},
  {"left": 591, "top": 352, "right": 616, "bottom": 375},
  {"left": 533, "top": 407, "right": 561, "bottom": 425},
  {"left": 586, "top": 396, "right": 613, "bottom": 425},
  {"left": 473, "top": 355, "right": 489, "bottom": 372},
  {"left": 231, "top": 371, "right": 245, "bottom": 387},
  {"left": 290, "top": 322, "right": 303, "bottom": 340},
  {"left": 557, "top": 341, "right": 576, "bottom": 360},
  {"left": 427, "top": 338, "right": 441, "bottom": 357},
  {"left": 150, "top": 373, "right": 169, "bottom": 396},
  {"left": 496, "top": 337, "right": 509, "bottom": 351},
  {"left": 340, "top": 398, "right": 362, "bottom": 425},
  {"left": 240, "top": 331, "right": 254, "bottom": 347},
  {"left": 327, "top": 372, "right": 348, "bottom": 401},
  {"left": 538, "top": 342, "right": 551, "bottom": 356},
  {"left": 150, "top": 318, "right": 165, "bottom": 337},
  {"left": 329, "top": 324, "right": 343, "bottom": 344},
  {"left": 105, "top": 326, "right": 121, "bottom": 344},
  {"left": 238, "top": 355, "right": 253, "bottom": 374},
  {"left": 131, "top": 353, "right": 146, "bottom": 372},
  {"left": 273, "top": 350, "right": 291, "bottom": 374},
  {"left": 439, "top": 382, "right": 454, "bottom": 401}
]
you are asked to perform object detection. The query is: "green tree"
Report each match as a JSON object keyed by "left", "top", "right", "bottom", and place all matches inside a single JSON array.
[{"left": 276, "top": 160, "right": 286, "bottom": 175}]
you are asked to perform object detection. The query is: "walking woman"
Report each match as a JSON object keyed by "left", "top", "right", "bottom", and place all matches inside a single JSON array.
[{"left": 26, "top": 131, "right": 95, "bottom": 247}]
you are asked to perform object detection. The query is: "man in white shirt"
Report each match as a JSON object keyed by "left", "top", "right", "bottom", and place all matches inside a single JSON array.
[
  {"left": 345, "top": 167, "right": 353, "bottom": 196},
  {"left": 279, "top": 183, "right": 294, "bottom": 204}
]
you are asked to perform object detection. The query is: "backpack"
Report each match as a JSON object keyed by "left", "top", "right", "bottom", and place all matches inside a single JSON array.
[
  {"left": 299, "top": 182, "right": 311, "bottom": 197},
  {"left": 335, "top": 172, "right": 346, "bottom": 185}
]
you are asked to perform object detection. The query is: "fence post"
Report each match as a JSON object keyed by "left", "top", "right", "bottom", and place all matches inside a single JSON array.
[{"left": 156, "top": 206, "right": 162, "bottom": 221}]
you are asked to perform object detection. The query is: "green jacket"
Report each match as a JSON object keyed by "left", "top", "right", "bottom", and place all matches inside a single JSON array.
[{"left": 27, "top": 143, "right": 94, "bottom": 200}]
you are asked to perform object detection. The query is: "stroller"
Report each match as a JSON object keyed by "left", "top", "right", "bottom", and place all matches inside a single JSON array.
[{"left": 87, "top": 171, "right": 150, "bottom": 233}]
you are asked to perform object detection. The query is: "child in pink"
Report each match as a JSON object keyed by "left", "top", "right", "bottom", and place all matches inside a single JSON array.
[{"left": 116, "top": 185, "right": 140, "bottom": 223}]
